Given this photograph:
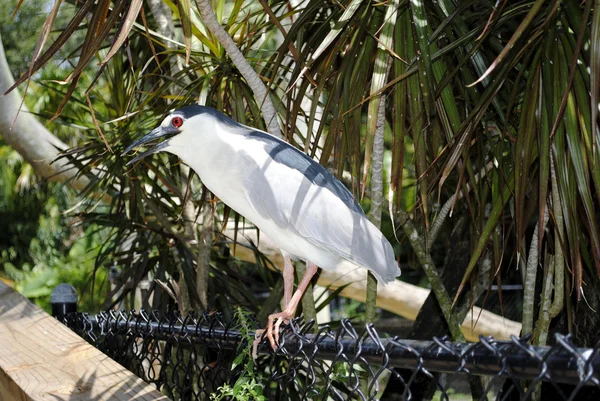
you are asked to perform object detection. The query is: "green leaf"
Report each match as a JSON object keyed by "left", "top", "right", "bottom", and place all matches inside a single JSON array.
[
  {"left": 469, "top": 0, "right": 545, "bottom": 86},
  {"left": 100, "top": 0, "right": 143, "bottom": 65},
  {"left": 455, "top": 176, "right": 515, "bottom": 305}
]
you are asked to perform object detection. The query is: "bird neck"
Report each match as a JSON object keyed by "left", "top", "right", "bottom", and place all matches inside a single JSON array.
[{"left": 165, "top": 121, "right": 245, "bottom": 190}]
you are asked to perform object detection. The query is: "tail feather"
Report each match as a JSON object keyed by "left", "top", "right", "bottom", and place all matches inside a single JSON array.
[{"left": 350, "top": 217, "right": 401, "bottom": 283}]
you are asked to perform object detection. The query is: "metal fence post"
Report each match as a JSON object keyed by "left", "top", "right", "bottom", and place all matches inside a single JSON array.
[{"left": 51, "top": 283, "right": 78, "bottom": 319}]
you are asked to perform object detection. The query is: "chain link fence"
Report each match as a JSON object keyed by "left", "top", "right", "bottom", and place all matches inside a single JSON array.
[{"left": 57, "top": 309, "right": 600, "bottom": 401}]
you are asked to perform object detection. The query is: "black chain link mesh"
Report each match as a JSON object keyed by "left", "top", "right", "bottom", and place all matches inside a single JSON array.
[{"left": 60, "top": 310, "right": 600, "bottom": 400}]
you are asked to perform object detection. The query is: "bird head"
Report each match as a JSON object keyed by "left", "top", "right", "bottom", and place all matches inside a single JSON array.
[{"left": 123, "top": 105, "right": 223, "bottom": 166}]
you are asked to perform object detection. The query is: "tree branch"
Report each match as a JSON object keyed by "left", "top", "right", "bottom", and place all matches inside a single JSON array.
[
  {"left": 366, "top": 91, "right": 388, "bottom": 323},
  {"left": 397, "top": 210, "right": 465, "bottom": 341},
  {"left": 427, "top": 161, "right": 495, "bottom": 246},
  {"left": 195, "top": 0, "right": 281, "bottom": 137},
  {"left": 534, "top": 155, "right": 565, "bottom": 345},
  {"left": 0, "top": 33, "right": 90, "bottom": 192},
  {"left": 522, "top": 210, "right": 548, "bottom": 336}
]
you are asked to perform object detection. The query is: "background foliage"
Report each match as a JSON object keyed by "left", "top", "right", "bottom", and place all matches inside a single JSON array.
[
  {"left": 1, "top": 0, "right": 599, "bottom": 353},
  {"left": 0, "top": 0, "right": 108, "bottom": 311}
]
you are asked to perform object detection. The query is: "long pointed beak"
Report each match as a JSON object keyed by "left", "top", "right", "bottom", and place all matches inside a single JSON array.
[{"left": 122, "top": 126, "right": 176, "bottom": 166}]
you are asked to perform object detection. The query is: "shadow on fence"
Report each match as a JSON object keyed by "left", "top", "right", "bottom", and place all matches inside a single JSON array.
[{"left": 59, "top": 310, "right": 600, "bottom": 401}]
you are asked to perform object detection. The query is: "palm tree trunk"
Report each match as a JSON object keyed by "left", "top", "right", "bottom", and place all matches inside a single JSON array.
[
  {"left": 195, "top": 0, "right": 281, "bottom": 137},
  {"left": 0, "top": 33, "right": 90, "bottom": 192}
]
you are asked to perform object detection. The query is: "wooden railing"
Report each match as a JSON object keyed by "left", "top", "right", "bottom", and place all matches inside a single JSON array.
[{"left": 0, "top": 281, "right": 168, "bottom": 401}]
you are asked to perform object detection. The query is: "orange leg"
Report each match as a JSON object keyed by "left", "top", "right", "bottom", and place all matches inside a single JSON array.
[
  {"left": 282, "top": 255, "right": 294, "bottom": 309},
  {"left": 266, "top": 262, "right": 318, "bottom": 350},
  {"left": 253, "top": 261, "right": 318, "bottom": 358}
]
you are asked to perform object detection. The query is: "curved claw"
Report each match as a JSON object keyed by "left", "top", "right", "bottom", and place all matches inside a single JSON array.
[
  {"left": 259, "top": 262, "right": 317, "bottom": 355},
  {"left": 266, "top": 311, "right": 293, "bottom": 351}
]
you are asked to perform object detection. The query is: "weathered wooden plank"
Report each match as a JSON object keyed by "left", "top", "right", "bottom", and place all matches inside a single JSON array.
[{"left": 0, "top": 281, "right": 169, "bottom": 401}]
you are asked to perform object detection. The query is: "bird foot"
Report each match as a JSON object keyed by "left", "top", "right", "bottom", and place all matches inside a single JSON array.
[
  {"left": 251, "top": 311, "right": 292, "bottom": 359},
  {"left": 267, "top": 311, "right": 292, "bottom": 350}
]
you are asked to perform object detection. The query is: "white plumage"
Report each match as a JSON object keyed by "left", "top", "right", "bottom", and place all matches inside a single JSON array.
[{"left": 124, "top": 105, "right": 400, "bottom": 351}]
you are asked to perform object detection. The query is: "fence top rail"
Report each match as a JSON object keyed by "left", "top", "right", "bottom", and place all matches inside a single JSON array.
[
  {"left": 0, "top": 282, "right": 168, "bottom": 401},
  {"left": 65, "top": 309, "right": 600, "bottom": 387}
]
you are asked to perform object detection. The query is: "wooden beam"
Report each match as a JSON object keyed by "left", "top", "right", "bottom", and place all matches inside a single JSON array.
[
  {"left": 0, "top": 281, "right": 169, "bottom": 401},
  {"left": 224, "top": 227, "right": 522, "bottom": 341}
]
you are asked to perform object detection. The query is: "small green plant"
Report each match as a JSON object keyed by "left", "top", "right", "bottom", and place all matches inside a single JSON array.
[{"left": 211, "top": 308, "right": 265, "bottom": 401}]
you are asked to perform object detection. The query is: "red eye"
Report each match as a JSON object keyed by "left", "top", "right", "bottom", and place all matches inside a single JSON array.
[{"left": 172, "top": 116, "right": 184, "bottom": 128}]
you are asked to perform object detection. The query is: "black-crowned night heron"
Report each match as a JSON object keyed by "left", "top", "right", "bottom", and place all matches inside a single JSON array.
[{"left": 123, "top": 105, "right": 400, "bottom": 351}]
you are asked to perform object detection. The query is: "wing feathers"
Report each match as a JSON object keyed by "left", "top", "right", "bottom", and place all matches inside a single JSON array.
[{"left": 242, "top": 134, "right": 400, "bottom": 283}]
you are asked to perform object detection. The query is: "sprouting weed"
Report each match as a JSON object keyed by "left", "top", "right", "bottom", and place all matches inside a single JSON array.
[{"left": 210, "top": 308, "right": 265, "bottom": 401}]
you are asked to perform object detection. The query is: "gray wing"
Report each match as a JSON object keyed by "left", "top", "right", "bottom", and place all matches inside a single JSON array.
[
  {"left": 246, "top": 130, "right": 363, "bottom": 214},
  {"left": 242, "top": 131, "right": 399, "bottom": 282}
]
